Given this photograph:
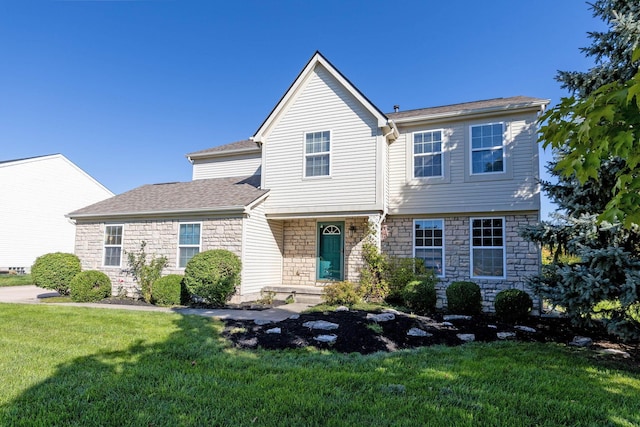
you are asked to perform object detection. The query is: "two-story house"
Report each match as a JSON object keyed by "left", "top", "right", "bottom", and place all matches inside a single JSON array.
[{"left": 69, "top": 52, "right": 548, "bottom": 309}]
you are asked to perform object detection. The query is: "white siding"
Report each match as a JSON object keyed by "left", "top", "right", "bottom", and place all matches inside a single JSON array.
[
  {"left": 192, "top": 153, "right": 262, "bottom": 180},
  {"left": 0, "top": 155, "right": 113, "bottom": 270},
  {"left": 263, "top": 64, "right": 382, "bottom": 215},
  {"left": 388, "top": 112, "right": 540, "bottom": 214},
  {"left": 241, "top": 201, "right": 283, "bottom": 295}
]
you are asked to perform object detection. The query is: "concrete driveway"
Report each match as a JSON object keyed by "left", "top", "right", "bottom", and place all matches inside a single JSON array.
[{"left": 0, "top": 285, "right": 60, "bottom": 303}]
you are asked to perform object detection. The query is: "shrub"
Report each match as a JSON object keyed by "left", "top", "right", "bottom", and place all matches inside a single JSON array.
[
  {"left": 69, "top": 270, "right": 112, "bottom": 302},
  {"left": 152, "top": 274, "right": 185, "bottom": 306},
  {"left": 446, "top": 281, "right": 482, "bottom": 315},
  {"left": 386, "top": 257, "right": 426, "bottom": 301},
  {"left": 31, "top": 252, "right": 81, "bottom": 295},
  {"left": 183, "top": 249, "right": 241, "bottom": 306},
  {"left": 322, "top": 281, "right": 362, "bottom": 306},
  {"left": 126, "top": 241, "right": 168, "bottom": 303},
  {"left": 359, "top": 240, "right": 389, "bottom": 302},
  {"left": 495, "top": 289, "right": 533, "bottom": 322},
  {"left": 402, "top": 272, "right": 438, "bottom": 314}
]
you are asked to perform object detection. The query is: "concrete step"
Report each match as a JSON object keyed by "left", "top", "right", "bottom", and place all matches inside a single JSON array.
[{"left": 263, "top": 285, "right": 324, "bottom": 304}]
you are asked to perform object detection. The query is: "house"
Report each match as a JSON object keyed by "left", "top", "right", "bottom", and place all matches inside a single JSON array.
[
  {"left": 0, "top": 154, "right": 114, "bottom": 273},
  {"left": 69, "top": 52, "right": 548, "bottom": 310}
]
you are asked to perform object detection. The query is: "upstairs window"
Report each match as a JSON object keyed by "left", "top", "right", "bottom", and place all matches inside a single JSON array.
[
  {"left": 305, "top": 131, "right": 330, "bottom": 177},
  {"left": 104, "top": 225, "right": 123, "bottom": 267},
  {"left": 471, "top": 218, "right": 505, "bottom": 278},
  {"left": 414, "top": 219, "right": 444, "bottom": 276},
  {"left": 471, "top": 123, "right": 504, "bottom": 174},
  {"left": 413, "top": 130, "right": 443, "bottom": 178},
  {"left": 179, "top": 223, "right": 201, "bottom": 268}
]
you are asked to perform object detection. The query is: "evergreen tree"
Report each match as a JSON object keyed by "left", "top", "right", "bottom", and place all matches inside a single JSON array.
[{"left": 520, "top": 0, "right": 640, "bottom": 340}]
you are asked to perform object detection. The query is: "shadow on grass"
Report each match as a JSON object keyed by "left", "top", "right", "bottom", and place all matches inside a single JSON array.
[{"left": 1, "top": 309, "right": 640, "bottom": 426}]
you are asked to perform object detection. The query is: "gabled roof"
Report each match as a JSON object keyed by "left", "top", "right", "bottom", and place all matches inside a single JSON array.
[
  {"left": 186, "top": 140, "right": 260, "bottom": 161},
  {"left": 252, "top": 51, "right": 397, "bottom": 143},
  {"left": 387, "top": 96, "right": 549, "bottom": 123},
  {"left": 0, "top": 153, "right": 60, "bottom": 165},
  {"left": 68, "top": 175, "right": 268, "bottom": 219}
]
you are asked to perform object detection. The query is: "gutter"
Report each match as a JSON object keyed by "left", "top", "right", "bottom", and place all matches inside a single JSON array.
[
  {"left": 186, "top": 146, "right": 261, "bottom": 163},
  {"left": 67, "top": 205, "right": 248, "bottom": 221}
]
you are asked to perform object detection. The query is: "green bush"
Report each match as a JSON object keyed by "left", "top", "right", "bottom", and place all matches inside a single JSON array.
[
  {"left": 446, "top": 281, "right": 482, "bottom": 315},
  {"left": 402, "top": 272, "right": 438, "bottom": 314},
  {"left": 183, "top": 250, "right": 241, "bottom": 306},
  {"left": 494, "top": 289, "right": 533, "bottom": 322},
  {"left": 69, "top": 270, "right": 112, "bottom": 302},
  {"left": 386, "top": 257, "right": 426, "bottom": 301},
  {"left": 31, "top": 252, "right": 81, "bottom": 295},
  {"left": 322, "top": 281, "right": 362, "bottom": 306},
  {"left": 152, "top": 274, "right": 185, "bottom": 306}
]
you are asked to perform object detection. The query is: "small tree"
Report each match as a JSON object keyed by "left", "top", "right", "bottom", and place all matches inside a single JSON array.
[{"left": 126, "top": 241, "right": 167, "bottom": 303}]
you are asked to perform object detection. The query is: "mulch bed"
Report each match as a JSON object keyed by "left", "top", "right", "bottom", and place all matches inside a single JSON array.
[{"left": 221, "top": 309, "right": 640, "bottom": 366}]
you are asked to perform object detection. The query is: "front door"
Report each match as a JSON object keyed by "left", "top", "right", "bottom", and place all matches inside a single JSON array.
[{"left": 317, "top": 222, "right": 344, "bottom": 281}]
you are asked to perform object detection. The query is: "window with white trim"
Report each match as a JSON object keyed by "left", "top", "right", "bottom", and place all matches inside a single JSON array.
[
  {"left": 178, "top": 223, "right": 201, "bottom": 268},
  {"left": 305, "top": 131, "right": 330, "bottom": 177},
  {"left": 104, "top": 225, "right": 123, "bottom": 267},
  {"left": 471, "top": 123, "right": 504, "bottom": 174},
  {"left": 414, "top": 219, "right": 444, "bottom": 276},
  {"left": 471, "top": 218, "right": 505, "bottom": 278},
  {"left": 413, "top": 130, "right": 443, "bottom": 178}
]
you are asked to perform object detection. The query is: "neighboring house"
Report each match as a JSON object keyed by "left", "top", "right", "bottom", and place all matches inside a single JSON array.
[
  {"left": 0, "top": 154, "right": 113, "bottom": 273},
  {"left": 69, "top": 52, "right": 548, "bottom": 310}
]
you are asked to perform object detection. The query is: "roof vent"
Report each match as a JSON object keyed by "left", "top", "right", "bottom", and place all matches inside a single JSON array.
[{"left": 393, "top": 105, "right": 400, "bottom": 113}]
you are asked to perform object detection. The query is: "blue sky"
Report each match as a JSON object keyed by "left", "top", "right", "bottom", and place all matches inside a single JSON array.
[{"left": 1, "top": 1, "right": 603, "bottom": 218}]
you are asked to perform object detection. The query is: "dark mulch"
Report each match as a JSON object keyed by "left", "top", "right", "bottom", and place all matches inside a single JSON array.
[{"left": 221, "top": 309, "right": 640, "bottom": 365}]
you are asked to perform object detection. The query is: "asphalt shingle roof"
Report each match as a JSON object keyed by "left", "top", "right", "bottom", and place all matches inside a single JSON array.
[
  {"left": 186, "top": 140, "right": 259, "bottom": 158},
  {"left": 69, "top": 175, "right": 267, "bottom": 218}
]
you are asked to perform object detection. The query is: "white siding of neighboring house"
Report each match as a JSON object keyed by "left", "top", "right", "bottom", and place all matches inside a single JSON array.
[
  {"left": 388, "top": 111, "right": 540, "bottom": 215},
  {"left": 192, "top": 153, "right": 262, "bottom": 180},
  {"left": 263, "top": 64, "right": 383, "bottom": 215},
  {"left": 241, "top": 200, "right": 283, "bottom": 296},
  {"left": 0, "top": 155, "right": 113, "bottom": 271}
]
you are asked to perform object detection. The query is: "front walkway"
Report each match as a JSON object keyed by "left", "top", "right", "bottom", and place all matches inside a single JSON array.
[{"left": 0, "top": 285, "right": 311, "bottom": 322}]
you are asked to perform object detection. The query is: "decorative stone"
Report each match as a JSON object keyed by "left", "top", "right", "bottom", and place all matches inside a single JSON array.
[
  {"left": 289, "top": 314, "right": 300, "bottom": 320},
  {"left": 457, "top": 334, "right": 475, "bottom": 342},
  {"left": 314, "top": 334, "right": 337, "bottom": 344},
  {"left": 266, "top": 327, "right": 281, "bottom": 334},
  {"left": 569, "top": 336, "right": 593, "bottom": 347},
  {"left": 303, "top": 320, "right": 339, "bottom": 330},
  {"left": 514, "top": 325, "right": 537, "bottom": 333},
  {"left": 441, "top": 322, "right": 454, "bottom": 327},
  {"left": 497, "top": 332, "right": 516, "bottom": 340},
  {"left": 488, "top": 324, "right": 498, "bottom": 329},
  {"left": 599, "top": 348, "right": 630, "bottom": 358},
  {"left": 254, "top": 319, "right": 272, "bottom": 326},
  {"left": 367, "top": 313, "right": 395, "bottom": 322},
  {"left": 383, "top": 308, "right": 400, "bottom": 314},
  {"left": 443, "top": 315, "right": 472, "bottom": 321},
  {"left": 335, "top": 306, "right": 349, "bottom": 312},
  {"left": 407, "top": 328, "right": 432, "bottom": 337}
]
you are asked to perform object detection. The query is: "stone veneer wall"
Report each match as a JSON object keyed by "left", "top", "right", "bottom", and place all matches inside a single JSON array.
[
  {"left": 74, "top": 217, "right": 243, "bottom": 297},
  {"left": 381, "top": 213, "right": 540, "bottom": 312},
  {"left": 282, "top": 217, "right": 369, "bottom": 286}
]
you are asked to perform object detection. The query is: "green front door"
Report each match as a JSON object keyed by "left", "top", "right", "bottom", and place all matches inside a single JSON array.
[{"left": 317, "top": 222, "right": 344, "bottom": 281}]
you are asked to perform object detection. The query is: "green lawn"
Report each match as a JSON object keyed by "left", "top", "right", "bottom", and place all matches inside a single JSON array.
[
  {"left": 0, "top": 274, "right": 32, "bottom": 286},
  {"left": 1, "top": 304, "right": 638, "bottom": 426}
]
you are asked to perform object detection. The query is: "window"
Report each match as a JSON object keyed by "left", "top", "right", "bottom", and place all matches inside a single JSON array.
[
  {"left": 178, "top": 223, "right": 201, "bottom": 268},
  {"left": 305, "top": 131, "right": 330, "bottom": 177},
  {"left": 471, "top": 123, "right": 504, "bottom": 174},
  {"left": 471, "top": 218, "right": 505, "bottom": 278},
  {"left": 413, "top": 130, "right": 443, "bottom": 178},
  {"left": 104, "top": 225, "right": 123, "bottom": 267},
  {"left": 414, "top": 219, "right": 444, "bottom": 276}
]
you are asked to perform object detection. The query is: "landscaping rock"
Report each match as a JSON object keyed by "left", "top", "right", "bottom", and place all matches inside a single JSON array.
[
  {"left": 599, "top": 348, "right": 630, "bottom": 358},
  {"left": 335, "top": 306, "right": 349, "bottom": 312},
  {"left": 407, "top": 328, "right": 432, "bottom": 337},
  {"left": 457, "top": 334, "right": 475, "bottom": 342},
  {"left": 383, "top": 308, "right": 400, "bottom": 315},
  {"left": 569, "top": 336, "right": 593, "bottom": 347},
  {"left": 515, "top": 325, "right": 537, "bottom": 333},
  {"left": 314, "top": 334, "right": 337, "bottom": 344},
  {"left": 441, "top": 322, "right": 454, "bottom": 327},
  {"left": 443, "top": 314, "right": 472, "bottom": 321},
  {"left": 367, "top": 313, "right": 395, "bottom": 322},
  {"left": 254, "top": 319, "right": 272, "bottom": 326},
  {"left": 289, "top": 314, "right": 300, "bottom": 320},
  {"left": 497, "top": 332, "right": 516, "bottom": 340},
  {"left": 266, "top": 327, "right": 281, "bottom": 334},
  {"left": 488, "top": 324, "right": 498, "bottom": 329},
  {"left": 303, "top": 320, "right": 339, "bottom": 330}
]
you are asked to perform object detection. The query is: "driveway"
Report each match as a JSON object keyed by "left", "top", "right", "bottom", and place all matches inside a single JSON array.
[{"left": 0, "top": 285, "right": 60, "bottom": 303}]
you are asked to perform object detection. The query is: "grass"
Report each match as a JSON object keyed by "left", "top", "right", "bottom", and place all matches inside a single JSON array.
[
  {"left": 0, "top": 274, "right": 32, "bottom": 286},
  {"left": 1, "top": 304, "right": 639, "bottom": 426}
]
